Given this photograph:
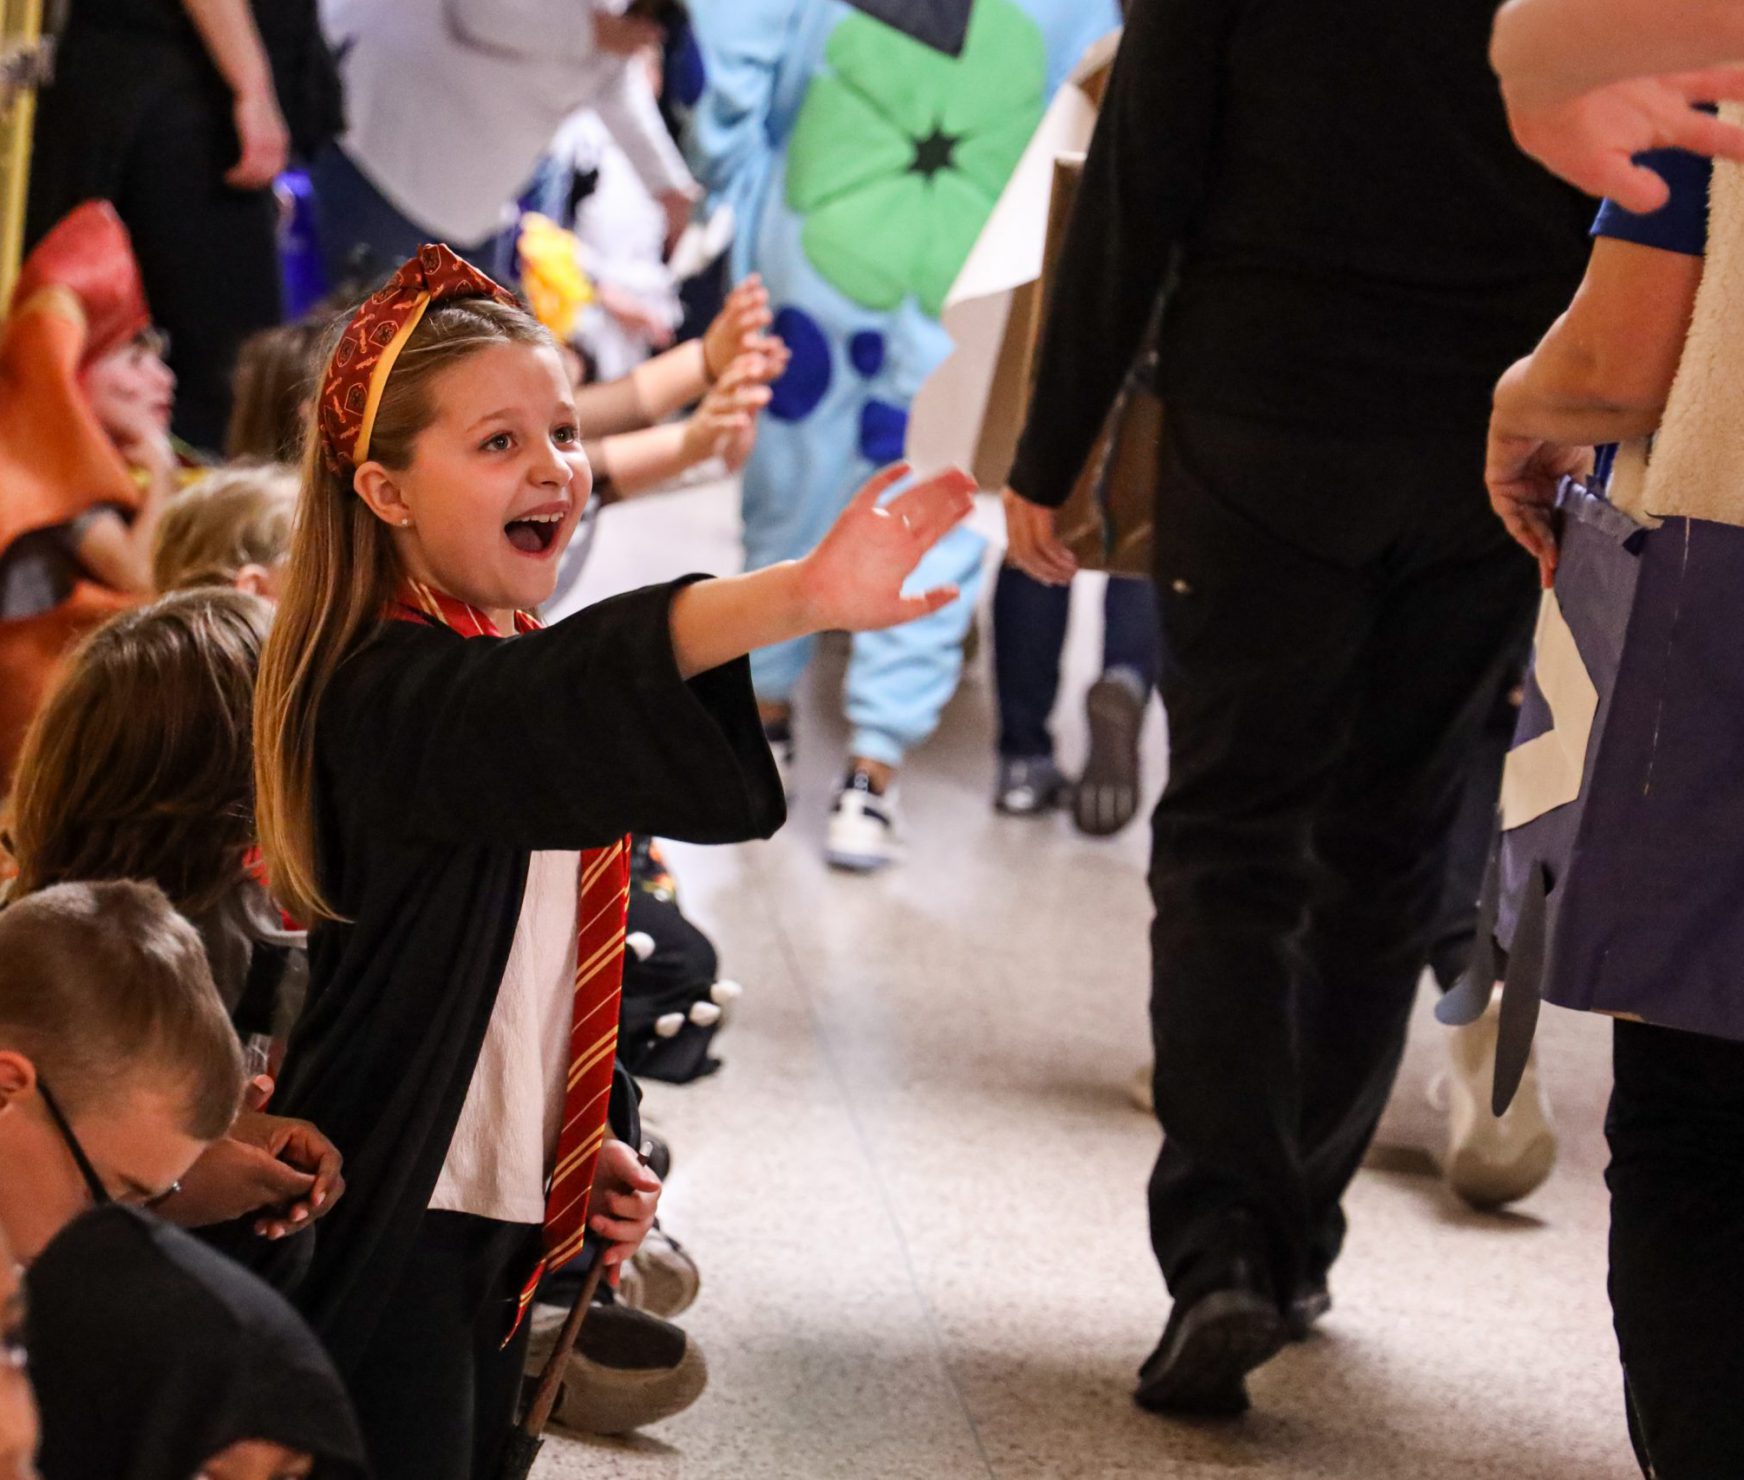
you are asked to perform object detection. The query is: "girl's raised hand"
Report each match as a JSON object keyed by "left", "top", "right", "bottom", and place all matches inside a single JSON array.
[{"left": 796, "top": 463, "right": 977, "bottom": 633}]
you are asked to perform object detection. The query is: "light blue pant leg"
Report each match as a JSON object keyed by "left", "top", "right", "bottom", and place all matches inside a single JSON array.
[
  {"left": 740, "top": 360, "right": 869, "bottom": 702},
  {"left": 846, "top": 522, "right": 988, "bottom": 767}
]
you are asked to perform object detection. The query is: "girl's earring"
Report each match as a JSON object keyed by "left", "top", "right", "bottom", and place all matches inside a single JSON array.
[{"left": 399, "top": 517, "right": 412, "bottom": 528}]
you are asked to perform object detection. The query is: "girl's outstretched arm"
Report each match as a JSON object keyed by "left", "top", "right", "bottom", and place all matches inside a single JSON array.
[{"left": 668, "top": 464, "right": 977, "bottom": 679}]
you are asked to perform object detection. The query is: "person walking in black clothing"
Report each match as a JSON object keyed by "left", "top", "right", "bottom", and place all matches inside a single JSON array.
[
  {"left": 27, "top": 0, "right": 341, "bottom": 452},
  {"left": 1004, "top": 0, "right": 1593, "bottom": 1415}
]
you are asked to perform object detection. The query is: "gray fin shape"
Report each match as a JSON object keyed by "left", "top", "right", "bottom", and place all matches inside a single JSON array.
[
  {"left": 1491, "top": 862, "right": 1547, "bottom": 1117},
  {"left": 1436, "top": 854, "right": 1501, "bottom": 1028}
]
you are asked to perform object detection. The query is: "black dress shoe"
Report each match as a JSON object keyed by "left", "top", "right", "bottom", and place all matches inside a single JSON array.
[
  {"left": 1285, "top": 1277, "right": 1331, "bottom": 1341},
  {"left": 1135, "top": 1264, "right": 1288, "bottom": 1417}
]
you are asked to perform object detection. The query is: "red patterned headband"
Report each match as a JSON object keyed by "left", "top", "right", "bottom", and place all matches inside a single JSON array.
[{"left": 318, "top": 243, "right": 520, "bottom": 476}]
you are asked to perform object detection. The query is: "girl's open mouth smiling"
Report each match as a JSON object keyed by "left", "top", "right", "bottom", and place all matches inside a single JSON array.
[{"left": 504, "top": 508, "right": 565, "bottom": 555}]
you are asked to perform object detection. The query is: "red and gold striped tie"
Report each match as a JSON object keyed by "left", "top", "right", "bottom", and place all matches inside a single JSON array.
[{"left": 390, "top": 581, "right": 629, "bottom": 1336}]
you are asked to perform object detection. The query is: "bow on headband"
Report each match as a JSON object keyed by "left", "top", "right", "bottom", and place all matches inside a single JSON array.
[{"left": 318, "top": 244, "right": 520, "bottom": 476}]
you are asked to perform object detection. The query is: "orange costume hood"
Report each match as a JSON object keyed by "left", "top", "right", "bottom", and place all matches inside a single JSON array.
[{"left": 0, "top": 201, "right": 149, "bottom": 788}]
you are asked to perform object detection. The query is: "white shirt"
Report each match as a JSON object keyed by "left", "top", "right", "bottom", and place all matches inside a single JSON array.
[
  {"left": 429, "top": 849, "right": 580, "bottom": 1224},
  {"left": 322, "top": 0, "right": 694, "bottom": 244},
  {"left": 557, "top": 111, "right": 680, "bottom": 378}
]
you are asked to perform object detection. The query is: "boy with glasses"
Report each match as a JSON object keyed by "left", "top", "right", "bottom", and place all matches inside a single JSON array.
[{"left": 0, "top": 880, "right": 243, "bottom": 1261}]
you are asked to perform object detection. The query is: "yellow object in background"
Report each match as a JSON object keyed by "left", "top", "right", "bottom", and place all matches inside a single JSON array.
[
  {"left": 517, "top": 213, "right": 595, "bottom": 343},
  {"left": 0, "top": 0, "right": 51, "bottom": 306}
]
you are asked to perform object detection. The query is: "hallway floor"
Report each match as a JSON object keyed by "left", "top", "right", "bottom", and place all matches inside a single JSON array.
[{"left": 538, "top": 480, "right": 1636, "bottom": 1480}]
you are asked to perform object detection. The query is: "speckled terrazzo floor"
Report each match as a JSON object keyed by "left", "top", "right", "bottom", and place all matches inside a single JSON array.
[{"left": 534, "top": 480, "right": 1634, "bottom": 1480}]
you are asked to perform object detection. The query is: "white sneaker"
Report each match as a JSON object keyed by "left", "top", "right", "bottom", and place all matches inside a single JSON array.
[
  {"left": 1438, "top": 989, "right": 1558, "bottom": 1210},
  {"left": 825, "top": 769, "right": 899, "bottom": 872}
]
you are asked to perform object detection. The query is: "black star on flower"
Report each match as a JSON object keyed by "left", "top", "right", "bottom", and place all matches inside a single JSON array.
[{"left": 909, "top": 125, "right": 960, "bottom": 181}]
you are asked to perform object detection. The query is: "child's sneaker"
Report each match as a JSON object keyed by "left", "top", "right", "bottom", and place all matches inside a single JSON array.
[
  {"left": 826, "top": 768, "right": 899, "bottom": 872},
  {"left": 995, "top": 755, "right": 1066, "bottom": 816}
]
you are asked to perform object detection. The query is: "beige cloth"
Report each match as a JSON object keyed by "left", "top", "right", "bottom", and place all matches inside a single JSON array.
[{"left": 1610, "top": 101, "right": 1744, "bottom": 526}]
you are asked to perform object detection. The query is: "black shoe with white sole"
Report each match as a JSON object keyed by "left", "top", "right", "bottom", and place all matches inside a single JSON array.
[
  {"left": 1135, "top": 1262, "right": 1288, "bottom": 1417},
  {"left": 995, "top": 754, "right": 1067, "bottom": 816},
  {"left": 826, "top": 767, "right": 899, "bottom": 872}
]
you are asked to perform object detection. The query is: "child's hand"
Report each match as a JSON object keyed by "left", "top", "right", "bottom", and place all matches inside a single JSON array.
[
  {"left": 231, "top": 1108, "right": 348, "bottom": 1236},
  {"left": 796, "top": 463, "right": 977, "bottom": 633},
  {"left": 156, "top": 1136, "right": 317, "bottom": 1233},
  {"left": 590, "top": 1139, "right": 663, "bottom": 1285},
  {"left": 704, "top": 274, "right": 774, "bottom": 381},
  {"left": 754, "top": 333, "right": 791, "bottom": 384},
  {"left": 683, "top": 354, "right": 772, "bottom": 469}
]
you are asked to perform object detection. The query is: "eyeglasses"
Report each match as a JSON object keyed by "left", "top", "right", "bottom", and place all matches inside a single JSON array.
[{"left": 36, "top": 1078, "right": 181, "bottom": 1212}]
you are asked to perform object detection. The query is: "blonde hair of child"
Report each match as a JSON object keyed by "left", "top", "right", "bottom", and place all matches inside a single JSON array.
[
  {"left": 151, "top": 462, "right": 298, "bottom": 592},
  {"left": 0, "top": 880, "right": 243, "bottom": 1139},
  {"left": 254, "top": 296, "right": 555, "bottom": 923}
]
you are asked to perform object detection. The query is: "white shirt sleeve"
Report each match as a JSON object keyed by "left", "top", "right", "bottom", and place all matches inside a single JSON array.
[{"left": 591, "top": 58, "right": 697, "bottom": 202}]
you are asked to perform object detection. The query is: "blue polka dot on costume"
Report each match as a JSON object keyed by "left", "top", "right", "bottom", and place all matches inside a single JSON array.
[
  {"left": 848, "top": 330, "right": 886, "bottom": 380},
  {"left": 859, "top": 399, "right": 909, "bottom": 464},
  {"left": 768, "top": 306, "right": 831, "bottom": 423}
]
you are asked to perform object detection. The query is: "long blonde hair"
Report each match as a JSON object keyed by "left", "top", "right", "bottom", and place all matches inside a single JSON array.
[{"left": 254, "top": 296, "right": 553, "bottom": 923}]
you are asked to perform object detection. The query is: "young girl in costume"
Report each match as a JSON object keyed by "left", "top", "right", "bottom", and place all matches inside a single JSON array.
[
  {"left": 0, "top": 201, "right": 182, "bottom": 784},
  {"left": 253, "top": 244, "right": 972, "bottom": 1480}
]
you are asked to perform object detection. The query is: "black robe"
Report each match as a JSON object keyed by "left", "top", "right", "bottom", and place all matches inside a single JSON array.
[{"left": 274, "top": 578, "right": 784, "bottom": 1373}]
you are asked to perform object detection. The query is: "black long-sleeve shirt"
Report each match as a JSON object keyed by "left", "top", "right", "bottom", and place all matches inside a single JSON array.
[{"left": 1009, "top": 0, "right": 1596, "bottom": 508}]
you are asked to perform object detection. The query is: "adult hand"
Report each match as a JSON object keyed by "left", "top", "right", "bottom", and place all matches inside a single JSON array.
[
  {"left": 703, "top": 274, "right": 775, "bottom": 380},
  {"left": 1504, "top": 70, "right": 1744, "bottom": 212},
  {"left": 1001, "top": 487, "right": 1078, "bottom": 586},
  {"left": 227, "top": 87, "right": 290, "bottom": 190},
  {"left": 229, "top": 1108, "right": 346, "bottom": 1236},
  {"left": 796, "top": 464, "right": 977, "bottom": 632},
  {"left": 589, "top": 1139, "right": 663, "bottom": 1285},
  {"left": 1486, "top": 428, "right": 1583, "bottom": 587}
]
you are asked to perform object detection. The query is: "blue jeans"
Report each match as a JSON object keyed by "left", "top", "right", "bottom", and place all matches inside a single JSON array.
[
  {"left": 992, "top": 565, "right": 1159, "bottom": 760},
  {"left": 308, "top": 145, "right": 516, "bottom": 290}
]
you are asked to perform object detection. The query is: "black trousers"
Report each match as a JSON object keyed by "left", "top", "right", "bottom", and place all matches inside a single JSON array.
[
  {"left": 27, "top": 39, "right": 282, "bottom": 453},
  {"left": 992, "top": 564, "right": 1160, "bottom": 760},
  {"left": 1145, "top": 407, "right": 1538, "bottom": 1302},
  {"left": 1427, "top": 656, "right": 1528, "bottom": 992},
  {"left": 346, "top": 1211, "right": 541, "bottom": 1480},
  {"left": 1608, "top": 1019, "right": 1744, "bottom": 1478}
]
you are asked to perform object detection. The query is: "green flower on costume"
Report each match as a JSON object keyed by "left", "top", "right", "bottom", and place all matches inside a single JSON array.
[{"left": 785, "top": 0, "right": 1046, "bottom": 318}]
